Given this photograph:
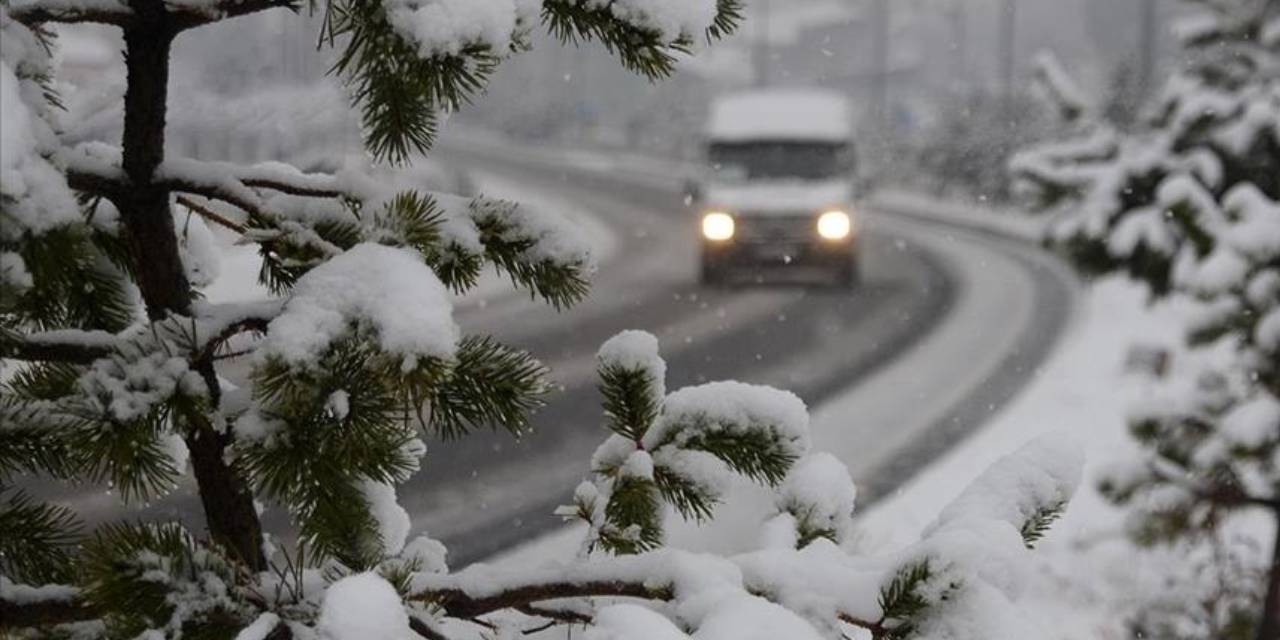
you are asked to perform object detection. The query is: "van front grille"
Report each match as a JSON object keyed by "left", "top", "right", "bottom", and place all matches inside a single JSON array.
[{"left": 734, "top": 214, "right": 815, "bottom": 241}]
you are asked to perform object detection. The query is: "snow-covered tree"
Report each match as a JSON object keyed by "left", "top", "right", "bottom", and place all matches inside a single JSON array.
[
  {"left": 3, "top": 0, "right": 1084, "bottom": 637},
  {"left": 912, "top": 89, "right": 1046, "bottom": 202},
  {"left": 1012, "top": 1, "right": 1280, "bottom": 638}
]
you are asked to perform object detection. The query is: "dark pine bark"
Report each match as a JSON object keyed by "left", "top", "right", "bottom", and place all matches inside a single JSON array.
[{"left": 117, "top": 3, "right": 266, "bottom": 570}]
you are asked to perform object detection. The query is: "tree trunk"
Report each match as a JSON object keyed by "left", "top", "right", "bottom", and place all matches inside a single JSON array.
[
  {"left": 1259, "top": 512, "right": 1280, "bottom": 640},
  {"left": 118, "top": 9, "right": 266, "bottom": 570}
]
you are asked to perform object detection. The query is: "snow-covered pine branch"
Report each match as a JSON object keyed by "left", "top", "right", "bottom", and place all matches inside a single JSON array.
[
  {"left": 1029, "top": 50, "right": 1091, "bottom": 125},
  {"left": 54, "top": 141, "right": 596, "bottom": 307},
  {"left": 3, "top": 338, "right": 1084, "bottom": 638},
  {"left": 324, "top": 0, "right": 744, "bottom": 163}
]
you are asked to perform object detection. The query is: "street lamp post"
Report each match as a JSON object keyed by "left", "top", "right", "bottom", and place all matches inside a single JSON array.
[
  {"left": 754, "top": 0, "right": 770, "bottom": 86},
  {"left": 870, "top": 0, "right": 889, "bottom": 127},
  {"left": 1137, "top": 0, "right": 1158, "bottom": 98},
  {"left": 998, "top": 0, "right": 1016, "bottom": 105}
]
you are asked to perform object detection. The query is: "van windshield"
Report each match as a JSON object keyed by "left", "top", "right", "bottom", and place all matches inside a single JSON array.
[{"left": 708, "top": 141, "right": 849, "bottom": 182}]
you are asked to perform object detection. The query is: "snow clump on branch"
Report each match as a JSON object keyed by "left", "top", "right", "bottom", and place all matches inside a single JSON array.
[{"left": 258, "top": 243, "right": 459, "bottom": 368}]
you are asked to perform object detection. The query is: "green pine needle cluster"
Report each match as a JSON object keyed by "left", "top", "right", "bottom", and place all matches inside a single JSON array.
[
  {"left": 238, "top": 328, "right": 547, "bottom": 567},
  {"left": 315, "top": 0, "right": 743, "bottom": 163},
  {"left": 248, "top": 190, "right": 591, "bottom": 309},
  {"left": 653, "top": 420, "right": 797, "bottom": 486},
  {"left": 542, "top": 1, "right": 683, "bottom": 79},
  {"left": 469, "top": 198, "right": 591, "bottom": 309},
  {"left": 0, "top": 489, "right": 80, "bottom": 584},
  {"left": 0, "top": 323, "right": 213, "bottom": 581},
  {"left": 652, "top": 463, "right": 718, "bottom": 522},
  {"left": 783, "top": 503, "right": 840, "bottom": 549},
  {"left": 239, "top": 337, "right": 440, "bottom": 568},
  {"left": 599, "top": 363, "right": 663, "bottom": 441},
  {"left": 570, "top": 337, "right": 803, "bottom": 555},
  {"left": 2, "top": 224, "right": 134, "bottom": 336},
  {"left": 1019, "top": 500, "right": 1066, "bottom": 549},
  {"left": 601, "top": 473, "right": 665, "bottom": 554},
  {"left": 81, "top": 522, "right": 253, "bottom": 638},
  {"left": 430, "top": 335, "right": 550, "bottom": 440},
  {"left": 876, "top": 560, "right": 957, "bottom": 640},
  {"left": 321, "top": 0, "right": 504, "bottom": 164}
]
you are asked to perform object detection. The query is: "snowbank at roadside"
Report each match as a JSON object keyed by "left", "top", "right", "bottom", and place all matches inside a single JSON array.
[
  {"left": 868, "top": 188, "right": 1051, "bottom": 242},
  {"left": 854, "top": 276, "right": 1275, "bottom": 639}
]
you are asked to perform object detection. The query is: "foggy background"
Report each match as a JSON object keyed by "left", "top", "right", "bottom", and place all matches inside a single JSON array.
[{"left": 56, "top": 0, "right": 1177, "bottom": 198}]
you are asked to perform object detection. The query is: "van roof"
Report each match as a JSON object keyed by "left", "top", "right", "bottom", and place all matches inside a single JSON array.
[{"left": 707, "top": 88, "right": 852, "bottom": 143}]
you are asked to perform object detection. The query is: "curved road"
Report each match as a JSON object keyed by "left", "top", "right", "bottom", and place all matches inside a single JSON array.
[
  {"left": 31, "top": 141, "right": 1076, "bottom": 567},
  {"left": 407, "top": 141, "right": 1077, "bottom": 563}
]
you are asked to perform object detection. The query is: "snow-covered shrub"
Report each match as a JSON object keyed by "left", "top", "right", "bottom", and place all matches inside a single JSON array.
[
  {"left": 1012, "top": 1, "right": 1280, "bottom": 637},
  {"left": 2, "top": 0, "right": 1083, "bottom": 638}
]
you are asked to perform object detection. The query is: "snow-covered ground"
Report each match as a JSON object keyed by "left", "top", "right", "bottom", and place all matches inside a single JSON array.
[
  {"left": 855, "top": 273, "right": 1275, "bottom": 639},
  {"left": 869, "top": 189, "right": 1050, "bottom": 243},
  {"left": 856, "top": 277, "right": 1169, "bottom": 638}
]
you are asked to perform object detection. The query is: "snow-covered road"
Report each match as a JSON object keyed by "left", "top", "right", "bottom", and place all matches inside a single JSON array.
[{"left": 399, "top": 140, "right": 1079, "bottom": 563}]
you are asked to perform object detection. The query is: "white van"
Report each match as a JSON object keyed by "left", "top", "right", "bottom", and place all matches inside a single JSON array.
[{"left": 690, "top": 89, "right": 860, "bottom": 286}]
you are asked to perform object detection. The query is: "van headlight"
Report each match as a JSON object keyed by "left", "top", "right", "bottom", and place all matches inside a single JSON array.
[
  {"left": 817, "top": 210, "right": 852, "bottom": 240},
  {"left": 702, "top": 211, "right": 735, "bottom": 241}
]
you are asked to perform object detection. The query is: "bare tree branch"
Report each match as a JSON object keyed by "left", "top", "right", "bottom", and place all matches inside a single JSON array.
[
  {"left": 837, "top": 612, "right": 883, "bottom": 634},
  {"left": 168, "top": 0, "right": 301, "bottom": 30},
  {"left": 64, "top": 164, "right": 129, "bottom": 200},
  {"left": 177, "top": 195, "right": 248, "bottom": 234},
  {"left": 516, "top": 602, "right": 593, "bottom": 625},
  {"left": 239, "top": 175, "right": 345, "bottom": 200},
  {"left": 414, "top": 580, "right": 673, "bottom": 620},
  {"left": 64, "top": 150, "right": 346, "bottom": 222},
  {"left": 409, "top": 616, "right": 453, "bottom": 640},
  {"left": 1, "top": 304, "right": 275, "bottom": 366},
  {"left": 1, "top": 330, "right": 116, "bottom": 364},
  {"left": 197, "top": 313, "right": 273, "bottom": 363},
  {"left": 0, "top": 595, "right": 96, "bottom": 628},
  {"left": 3, "top": 573, "right": 879, "bottom": 635},
  {"left": 162, "top": 175, "right": 267, "bottom": 219},
  {"left": 161, "top": 157, "right": 345, "bottom": 198},
  {"left": 9, "top": 0, "right": 299, "bottom": 29},
  {"left": 8, "top": 0, "right": 133, "bottom": 27}
]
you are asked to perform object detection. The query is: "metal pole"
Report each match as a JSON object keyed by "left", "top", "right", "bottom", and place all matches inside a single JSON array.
[
  {"left": 754, "top": 0, "right": 770, "bottom": 86},
  {"left": 1137, "top": 0, "right": 1158, "bottom": 98},
  {"left": 998, "top": 0, "right": 1016, "bottom": 105},
  {"left": 949, "top": 1, "right": 967, "bottom": 92},
  {"left": 870, "top": 0, "right": 889, "bottom": 127}
]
